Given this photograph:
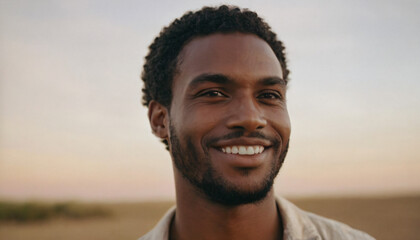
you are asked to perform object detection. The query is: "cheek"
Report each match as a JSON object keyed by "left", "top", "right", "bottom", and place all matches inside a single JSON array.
[
  {"left": 184, "top": 103, "right": 225, "bottom": 125},
  {"left": 172, "top": 105, "right": 222, "bottom": 144},
  {"left": 269, "top": 110, "right": 291, "bottom": 144}
]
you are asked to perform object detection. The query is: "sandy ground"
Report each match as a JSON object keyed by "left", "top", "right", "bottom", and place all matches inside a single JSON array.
[{"left": 1, "top": 195, "right": 419, "bottom": 240}]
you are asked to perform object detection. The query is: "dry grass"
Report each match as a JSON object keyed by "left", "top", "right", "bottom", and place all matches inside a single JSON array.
[
  {"left": 0, "top": 201, "right": 110, "bottom": 222},
  {"left": 0, "top": 201, "right": 173, "bottom": 240},
  {"left": 0, "top": 196, "right": 418, "bottom": 240}
]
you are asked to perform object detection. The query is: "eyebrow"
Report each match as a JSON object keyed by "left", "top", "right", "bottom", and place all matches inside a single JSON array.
[
  {"left": 188, "top": 73, "right": 232, "bottom": 89},
  {"left": 187, "top": 73, "right": 287, "bottom": 90},
  {"left": 259, "top": 76, "right": 287, "bottom": 86}
]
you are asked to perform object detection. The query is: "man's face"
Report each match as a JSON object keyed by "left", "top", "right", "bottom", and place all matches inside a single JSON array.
[{"left": 168, "top": 33, "right": 291, "bottom": 205}]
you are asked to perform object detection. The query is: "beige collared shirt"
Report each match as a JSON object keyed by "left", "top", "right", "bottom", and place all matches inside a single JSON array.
[{"left": 138, "top": 197, "right": 375, "bottom": 240}]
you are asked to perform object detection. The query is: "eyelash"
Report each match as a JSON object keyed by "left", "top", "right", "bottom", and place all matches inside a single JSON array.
[
  {"left": 196, "top": 90, "right": 283, "bottom": 101},
  {"left": 258, "top": 91, "right": 282, "bottom": 100},
  {"left": 197, "top": 90, "right": 226, "bottom": 97}
]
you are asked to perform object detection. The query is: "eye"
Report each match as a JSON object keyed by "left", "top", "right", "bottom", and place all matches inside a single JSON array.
[
  {"left": 258, "top": 91, "right": 282, "bottom": 100},
  {"left": 198, "top": 90, "right": 226, "bottom": 97}
]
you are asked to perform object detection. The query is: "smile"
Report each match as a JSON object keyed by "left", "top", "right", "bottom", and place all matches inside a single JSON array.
[{"left": 220, "top": 145, "right": 265, "bottom": 155}]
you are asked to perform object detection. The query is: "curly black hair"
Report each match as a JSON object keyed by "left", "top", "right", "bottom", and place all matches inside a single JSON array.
[{"left": 141, "top": 5, "right": 290, "bottom": 109}]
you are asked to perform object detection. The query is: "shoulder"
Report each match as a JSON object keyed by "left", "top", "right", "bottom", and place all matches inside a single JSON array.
[
  {"left": 304, "top": 210, "right": 375, "bottom": 240},
  {"left": 138, "top": 232, "right": 152, "bottom": 240},
  {"left": 277, "top": 197, "right": 375, "bottom": 240},
  {"left": 138, "top": 206, "right": 176, "bottom": 240}
]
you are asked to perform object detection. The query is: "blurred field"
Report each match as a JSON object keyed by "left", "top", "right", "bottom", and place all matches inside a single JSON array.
[
  {"left": 0, "top": 195, "right": 419, "bottom": 240},
  {"left": 0, "top": 201, "right": 110, "bottom": 222}
]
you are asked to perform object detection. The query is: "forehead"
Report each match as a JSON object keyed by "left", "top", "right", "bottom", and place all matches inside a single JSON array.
[{"left": 174, "top": 33, "right": 283, "bottom": 89}]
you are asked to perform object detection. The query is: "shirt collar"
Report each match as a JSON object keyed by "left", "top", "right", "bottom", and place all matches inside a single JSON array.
[
  {"left": 277, "top": 197, "right": 319, "bottom": 240},
  {"left": 142, "top": 197, "right": 319, "bottom": 240}
]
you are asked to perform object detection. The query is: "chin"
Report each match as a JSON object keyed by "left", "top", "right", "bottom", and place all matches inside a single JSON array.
[{"left": 197, "top": 167, "right": 276, "bottom": 206}]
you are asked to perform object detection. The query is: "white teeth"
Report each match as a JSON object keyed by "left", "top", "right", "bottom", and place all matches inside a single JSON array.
[
  {"left": 253, "top": 146, "right": 259, "bottom": 153},
  {"left": 231, "top": 146, "right": 239, "bottom": 154},
  {"left": 238, "top": 146, "right": 247, "bottom": 154},
  {"left": 246, "top": 146, "right": 254, "bottom": 155},
  {"left": 220, "top": 145, "right": 265, "bottom": 155}
]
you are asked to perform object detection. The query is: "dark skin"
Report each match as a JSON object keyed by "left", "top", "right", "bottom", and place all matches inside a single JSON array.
[{"left": 149, "top": 33, "right": 291, "bottom": 240}]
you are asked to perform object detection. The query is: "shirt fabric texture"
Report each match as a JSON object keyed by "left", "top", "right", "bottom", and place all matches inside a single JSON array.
[{"left": 138, "top": 197, "right": 375, "bottom": 240}]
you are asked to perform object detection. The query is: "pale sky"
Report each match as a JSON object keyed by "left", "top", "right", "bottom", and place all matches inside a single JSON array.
[{"left": 1, "top": 0, "right": 419, "bottom": 202}]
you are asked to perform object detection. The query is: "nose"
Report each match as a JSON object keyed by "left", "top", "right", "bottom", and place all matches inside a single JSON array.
[{"left": 226, "top": 96, "right": 267, "bottom": 132}]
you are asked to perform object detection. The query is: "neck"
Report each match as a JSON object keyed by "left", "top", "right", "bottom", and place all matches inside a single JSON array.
[{"left": 171, "top": 172, "right": 283, "bottom": 240}]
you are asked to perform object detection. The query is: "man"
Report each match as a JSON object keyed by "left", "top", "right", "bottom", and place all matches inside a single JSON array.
[{"left": 139, "top": 5, "right": 375, "bottom": 240}]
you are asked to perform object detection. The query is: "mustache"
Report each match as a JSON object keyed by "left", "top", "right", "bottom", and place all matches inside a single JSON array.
[{"left": 206, "top": 131, "right": 279, "bottom": 146}]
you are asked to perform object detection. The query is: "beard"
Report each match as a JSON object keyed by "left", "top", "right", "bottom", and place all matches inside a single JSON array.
[{"left": 169, "top": 124, "right": 289, "bottom": 206}]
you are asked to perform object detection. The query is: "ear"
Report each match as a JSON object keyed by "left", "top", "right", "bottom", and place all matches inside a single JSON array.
[{"left": 148, "top": 100, "right": 169, "bottom": 139}]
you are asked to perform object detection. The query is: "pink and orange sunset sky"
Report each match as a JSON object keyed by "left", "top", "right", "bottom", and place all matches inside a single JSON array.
[{"left": 1, "top": 0, "right": 419, "bottom": 202}]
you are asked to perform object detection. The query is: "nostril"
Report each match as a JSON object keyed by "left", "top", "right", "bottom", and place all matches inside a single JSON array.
[
  {"left": 226, "top": 117, "right": 267, "bottom": 132},
  {"left": 230, "top": 125, "right": 246, "bottom": 130}
]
